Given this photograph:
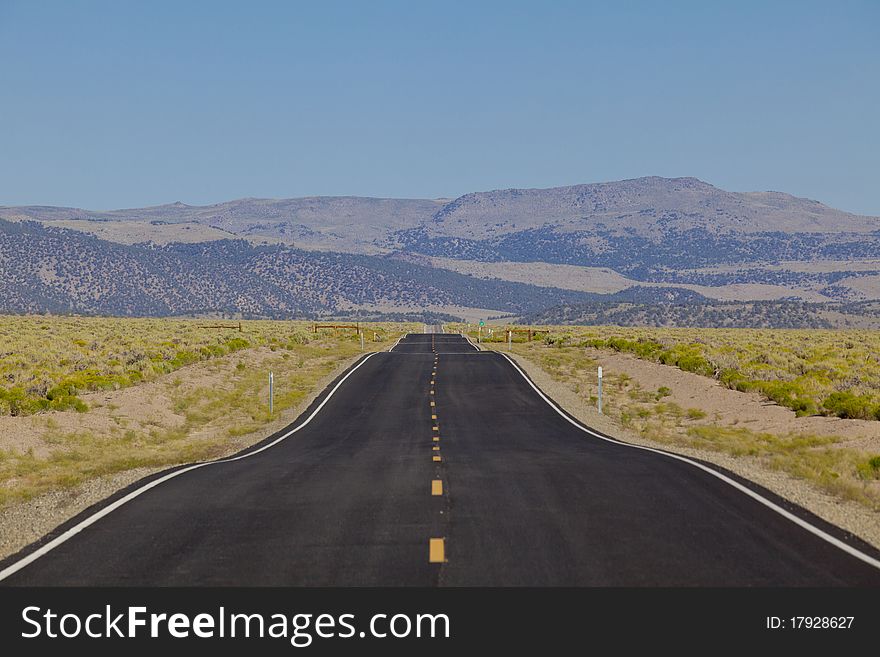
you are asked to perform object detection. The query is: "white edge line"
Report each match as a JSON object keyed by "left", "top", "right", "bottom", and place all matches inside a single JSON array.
[
  {"left": 0, "top": 352, "right": 378, "bottom": 582},
  {"left": 499, "top": 352, "right": 880, "bottom": 572},
  {"left": 463, "top": 334, "right": 481, "bottom": 351},
  {"left": 388, "top": 333, "right": 409, "bottom": 352}
]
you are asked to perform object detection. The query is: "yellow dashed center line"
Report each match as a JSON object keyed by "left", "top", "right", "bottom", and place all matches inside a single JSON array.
[
  {"left": 429, "top": 538, "right": 445, "bottom": 563},
  {"left": 427, "top": 341, "right": 447, "bottom": 564}
]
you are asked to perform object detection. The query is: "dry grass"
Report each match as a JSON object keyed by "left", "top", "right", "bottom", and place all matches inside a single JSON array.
[
  {"left": 459, "top": 324, "right": 880, "bottom": 420},
  {"left": 0, "top": 316, "right": 414, "bottom": 506},
  {"left": 0, "top": 316, "right": 399, "bottom": 415}
]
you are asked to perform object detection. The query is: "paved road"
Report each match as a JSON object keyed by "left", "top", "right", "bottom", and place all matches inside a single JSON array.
[{"left": 2, "top": 334, "right": 879, "bottom": 585}]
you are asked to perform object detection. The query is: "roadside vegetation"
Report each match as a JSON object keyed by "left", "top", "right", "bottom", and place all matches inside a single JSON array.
[
  {"left": 0, "top": 316, "right": 392, "bottom": 416},
  {"left": 453, "top": 323, "right": 880, "bottom": 510},
  {"left": 463, "top": 324, "right": 880, "bottom": 421},
  {"left": 0, "top": 316, "right": 412, "bottom": 507}
]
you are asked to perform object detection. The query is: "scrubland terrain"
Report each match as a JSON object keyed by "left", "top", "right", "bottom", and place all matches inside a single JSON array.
[
  {"left": 456, "top": 324, "right": 880, "bottom": 545},
  {"left": 4, "top": 177, "right": 880, "bottom": 325},
  {"left": 0, "top": 317, "right": 413, "bottom": 557}
]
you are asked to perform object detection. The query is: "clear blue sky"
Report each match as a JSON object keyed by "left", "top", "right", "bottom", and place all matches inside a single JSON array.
[{"left": 1, "top": 0, "right": 878, "bottom": 214}]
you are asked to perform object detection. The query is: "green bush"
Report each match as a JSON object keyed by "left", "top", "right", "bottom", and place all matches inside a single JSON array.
[
  {"left": 676, "top": 353, "right": 714, "bottom": 376},
  {"left": 0, "top": 388, "right": 26, "bottom": 415},
  {"left": 224, "top": 337, "right": 250, "bottom": 352},
  {"left": 790, "top": 398, "right": 817, "bottom": 416},
  {"left": 856, "top": 455, "right": 880, "bottom": 480},
  {"left": 822, "top": 391, "right": 876, "bottom": 420},
  {"left": 719, "top": 368, "right": 747, "bottom": 389},
  {"left": 170, "top": 350, "right": 200, "bottom": 369},
  {"left": 199, "top": 345, "right": 226, "bottom": 358},
  {"left": 582, "top": 336, "right": 665, "bottom": 360}
]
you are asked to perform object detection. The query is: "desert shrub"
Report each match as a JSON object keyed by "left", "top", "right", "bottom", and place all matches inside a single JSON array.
[
  {"left": 200, "top": 345, "right": 226, "bottom": 358},
  {"left": 789, "top": 397, "right": 817, "bottom": 416},
  {"left": 0, "top": 318, "right": 410, "bottom": 417},
  {"left": 719, "top": 368, "right": 746, "bottom": 389},
  {"left": 583, "top": 336, "right": 666, "bottom": 360},
  {"left": 674, "top": 352, "right": 715, "bottom": 377},
  {"left": 0, "top": 388, "right": 27, "bottom": 415},
  {"left": 170, "top": 350, "right": 200, "bottom": 369},
  {"left": 224, "top": 337, "right": 250, "bottom": 351},
  {"left": 822, "top": 391, "right": 876, "bottom": 420},
  {"left": 856, "top": 455, "right": 880, "bottom": 480}
]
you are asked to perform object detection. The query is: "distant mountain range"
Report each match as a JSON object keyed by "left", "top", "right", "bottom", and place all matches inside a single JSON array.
[
  {"left": 2, "top": 177, "right": 879, "bottom": 325},
  {"left": 0, "top": 218, "right": 663, "bottom": 320}
]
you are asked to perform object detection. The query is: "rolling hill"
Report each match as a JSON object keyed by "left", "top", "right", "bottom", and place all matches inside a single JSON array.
[
  {"left": 2, "top": 176, "right": 878, "bottom": 323},
  {"left": 0, "top": 219, "right": 610, "bottom": 319}
]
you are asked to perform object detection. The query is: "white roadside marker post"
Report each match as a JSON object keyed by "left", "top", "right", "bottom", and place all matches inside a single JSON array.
[
  {"left": 269, "top": 371, "right": 274, "bottom": 415},
  {"left": 597, "top": 366, "right": 603, "bottom": 415},
  {"left": 508, "top": 330, "right": 512, "bottom": 351},
  {"left": 360, "top": 331, "right": 365, "bottom": 352}
]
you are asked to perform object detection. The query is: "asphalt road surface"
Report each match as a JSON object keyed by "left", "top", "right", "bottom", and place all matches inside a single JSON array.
[{"left": 2, "top": 333, "right": 879, "bottom": 586}]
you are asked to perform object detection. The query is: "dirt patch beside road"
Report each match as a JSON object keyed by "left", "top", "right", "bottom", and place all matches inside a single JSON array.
[{"left": 597, "top": 349, "right": 879, "bottom": 445}]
